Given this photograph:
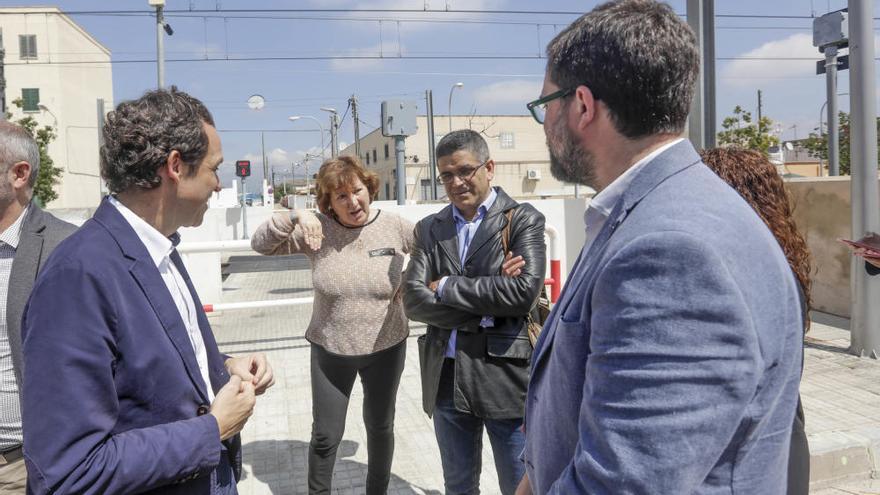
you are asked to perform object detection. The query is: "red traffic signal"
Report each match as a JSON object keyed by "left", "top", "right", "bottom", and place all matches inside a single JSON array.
[{"left": 235, "top": 160, "right": 251, "bottom": 178}]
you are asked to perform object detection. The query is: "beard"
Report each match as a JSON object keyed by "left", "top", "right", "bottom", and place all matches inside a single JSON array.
[
  {"left": 547, "top": 114, "right": 598, "bottom": 189},
  {"left": 0, "top": 177, "right": 14, "bottom": 210}
]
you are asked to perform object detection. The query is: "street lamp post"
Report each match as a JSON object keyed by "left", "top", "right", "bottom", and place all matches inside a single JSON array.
[
  {"left": 448, "top": 82, "right": 464, "bottom": 133},
  {"left": 289, "top": 115, "right": 326, "bottom": 159},
  {"left": 148, "top": 0, "right": 172, "bottom": 88}
]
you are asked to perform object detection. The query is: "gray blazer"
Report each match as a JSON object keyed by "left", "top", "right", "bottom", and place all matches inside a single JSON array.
[
  {"left": 523, "top": 141, "right": 805, "bottom": 494},
  {"left": 6, "top": 204, "right": 77, "bottom": 385}
]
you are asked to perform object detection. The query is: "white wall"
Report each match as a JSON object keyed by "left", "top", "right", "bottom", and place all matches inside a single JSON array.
[{"left": 179, "top": 198, "right": 588, "bottom": 304}]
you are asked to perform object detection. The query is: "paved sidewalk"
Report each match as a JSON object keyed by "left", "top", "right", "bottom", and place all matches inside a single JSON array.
[{"left": 209, "top": 255, "right": 880, "bottom": 494}]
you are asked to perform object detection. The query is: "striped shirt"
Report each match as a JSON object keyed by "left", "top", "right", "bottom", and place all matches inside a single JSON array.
[{"left": 0, "top": 207, "right": 29, "bottom": 450}]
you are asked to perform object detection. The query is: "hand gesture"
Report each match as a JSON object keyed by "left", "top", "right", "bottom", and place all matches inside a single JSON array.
[
  {"left": 224, "top": 354, "right": 275, "bottom": 395},
  {"left": 210, "top": 375, "right": 256, "bottom": 441},
  {"left": 501, "top": 251, "right": 526, "bottom": 278},
  {"left": 853, "top": 247, "right": 880, "bottom": 269},
  {"left": 295, "top": 209, "right": 324, "bottom": 250}
]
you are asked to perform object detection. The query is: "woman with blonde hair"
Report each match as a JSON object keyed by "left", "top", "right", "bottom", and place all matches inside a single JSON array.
[{"left": 252, "top": 155, "right": 414, "bottom": 494}]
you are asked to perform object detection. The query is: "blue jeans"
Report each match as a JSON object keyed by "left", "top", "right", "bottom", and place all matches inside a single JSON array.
[{"left": 433, "top": 359, "right": 525, "bottom": 495}]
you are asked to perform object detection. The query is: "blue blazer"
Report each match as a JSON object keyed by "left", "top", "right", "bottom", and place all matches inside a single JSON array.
[
  {"left": 22, "top": 198, "right": 240, "bottom": 495},
  {"left": 523, "top": 141, "right": 804, "bottom": 494}
]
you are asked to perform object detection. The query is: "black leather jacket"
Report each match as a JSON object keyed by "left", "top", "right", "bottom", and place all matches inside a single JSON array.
[{"left": 404, "top": 188, "right": 546, "bottom": 419}]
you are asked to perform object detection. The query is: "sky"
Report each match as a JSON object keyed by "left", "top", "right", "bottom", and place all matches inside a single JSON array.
[{"left": 2, "top": 0, "right": 875, "bottom": 188}]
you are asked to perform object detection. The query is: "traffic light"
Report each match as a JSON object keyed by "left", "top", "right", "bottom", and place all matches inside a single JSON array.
[{"left": 235, "top": 160, "right": 251, "bottom": 178}]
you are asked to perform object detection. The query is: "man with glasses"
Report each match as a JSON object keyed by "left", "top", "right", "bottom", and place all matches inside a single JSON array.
[
  {"left": 404, "top": 129, "right": 546, "bottom": 495},
  {"left": 518, "top": 1, "right": 804, "bottom": 494}
]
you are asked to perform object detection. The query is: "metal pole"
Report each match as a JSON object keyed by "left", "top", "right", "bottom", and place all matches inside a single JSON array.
[
  {"left": 819, "top": 101, "right": 826, "bottom": 175},
  {"left": 305, "top": 160, "right": 311, "bottom": 209},
  {"left": 848, "top": 0, "right": 880, "bottom": 358},
  {"left": 426, "top": 90, "right": 438, "bottom": 200},
  {"left": 240, "top": 177, "right": 248, "bottom": 239},
  {"left": 686, "top": 0, "right": 716, "bottom": 149},
  {"left": 826, "top": 46, "right": 840, "bottom": 176},
  {"left": 329, "top": 112, "right": 339, "bottom": 158},
  {"left": 97, "top": 99, "right": 107, "bottom": 195},
  {"left": 156, "top": 5, "right": 165, "bottom": 88},
  {"left": 261, "top": 131, "right": 268, "bottom": 183},
  {"left": 351, "top": 95, "right": 361, "bottom": 158},
  {"left": 395, "top": 136, "right": 406, "bottom": 205},
  {"left": 757, "top": 89, "right": 763, "bottom": 133},
  {"left": 0, "top": 28, "right": 6, "bottom": 121}
]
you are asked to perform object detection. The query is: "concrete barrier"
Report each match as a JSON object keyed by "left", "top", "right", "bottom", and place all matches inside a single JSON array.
[{"left": 786, "top": 176, "right": 880, "bottom": 318}]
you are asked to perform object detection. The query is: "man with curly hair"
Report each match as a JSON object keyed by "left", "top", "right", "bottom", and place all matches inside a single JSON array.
[{"left": 21, "top": 87, "right": 274, "bottom": 494}]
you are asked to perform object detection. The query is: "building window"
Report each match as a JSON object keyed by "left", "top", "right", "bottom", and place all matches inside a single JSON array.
[
  {"left": 373, "top": 149, "right": 378, "bottom": 163},
  {"left": 384, "top": 143, "right": 390, "bottom": 159},
  {"left": 19, "top": 35, "right": 37, "bottom": 60},
  {"left": 500, "top": 132, "right": 515, "bottom": 149},
  {"left": 366, "top": 152, "right": 370, "bottom": 165},
  {"left": 21, "top": 88, "right": 40, "bottom": 112}
]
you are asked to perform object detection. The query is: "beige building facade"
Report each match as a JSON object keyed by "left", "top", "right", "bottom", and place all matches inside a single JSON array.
[
  {"left": 340, "top": 115, "right": 585, "bottom": 202},
  {"left": 1, "top": 7, "right": 113, "bottom": 208}
]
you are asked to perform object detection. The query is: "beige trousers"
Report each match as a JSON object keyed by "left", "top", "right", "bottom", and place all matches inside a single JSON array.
[{"left": 0, "top": 458, "right": 26, "bottom": 494}]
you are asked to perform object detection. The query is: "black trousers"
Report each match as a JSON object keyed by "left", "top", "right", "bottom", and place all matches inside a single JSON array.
[{"left": 308, "top": 341, "right": 406, "bottom": 495}]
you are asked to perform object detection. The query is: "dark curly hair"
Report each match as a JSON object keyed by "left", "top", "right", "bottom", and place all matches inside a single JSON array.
[
  {"left": 314, "top": 155, "right": 379, "bottom": 216},
  {"left": 546, "top": 0, "right": 698, "bottom": 138},
  {"left": 100, "top": 86, "right": 214, "bottom": 194},
  {"left": 700, "top": 147, "right": 812, "bottom": 331}
]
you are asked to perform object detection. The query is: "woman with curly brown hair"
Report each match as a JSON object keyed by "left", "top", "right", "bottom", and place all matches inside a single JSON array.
[
  {"left": 700, "top": 147, "right": 811, "bottom": 495},
  {"left": 251, "top": 155, "right": 414, "bottom": 494}
]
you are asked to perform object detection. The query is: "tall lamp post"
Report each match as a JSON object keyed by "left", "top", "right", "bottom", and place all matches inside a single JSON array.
[
  {"left": 289, "top": 115, "right": 326, "bottom": 159},
  {"left": 148, "top": 0, "right": 172, "bottom": 88},
  {"left": 448, "top": 82, "right": 463, "bottom": 132}
]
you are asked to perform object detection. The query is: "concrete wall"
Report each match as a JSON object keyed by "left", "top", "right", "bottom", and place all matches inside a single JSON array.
[
  {"left": 174, "top": 198, "right": 587, "bottom": 305},
  {"left": 786, "top": 176, "right": 879, "bottom": 317}
]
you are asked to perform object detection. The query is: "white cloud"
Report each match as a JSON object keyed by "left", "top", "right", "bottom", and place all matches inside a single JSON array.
[
  {"left": 720, "top": 33, "right": 819, "bottom": 86},
  {"left": 472, "top": 79, "right": 542, "bottom": 107}
]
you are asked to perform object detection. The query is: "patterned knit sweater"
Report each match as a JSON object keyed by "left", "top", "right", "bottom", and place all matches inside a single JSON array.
[{"left": 251, "top": 210, "right": 415, "bottom": 356}]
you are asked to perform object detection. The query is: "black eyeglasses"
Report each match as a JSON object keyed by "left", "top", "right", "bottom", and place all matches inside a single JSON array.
[
  {"left": 526, "top": 87, "right": 575, "bottom": 124},
  {"left": 437, "top": 160, "right": 489, "bottom": 185}
]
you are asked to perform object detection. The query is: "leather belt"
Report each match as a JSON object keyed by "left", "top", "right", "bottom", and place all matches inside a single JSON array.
[{"left": 0, "top": 446, "right": 23, "bottom": 465}]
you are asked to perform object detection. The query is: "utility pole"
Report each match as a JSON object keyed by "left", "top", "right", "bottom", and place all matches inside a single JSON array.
[
  {"left": 825, "top": 46, "right": 840, "bottom": 176},
  {"left": 0, "top": 29, "right": 6, "bottom": 121},
  {"left": 261, "top": 131, "right": 267, "bottom": 185},
  {"left": 425, "top": 89, "right": 438, "bottom": 200},
  {"left": 756, "top": 89, "right": 763, "bottom": 134},
  {"left": 848, "top": 0, "right": 880, "bottom": 358},
  {"left": 329, "top": 112, "right": 339, "bottom": 157},
  {"left": 350, "top": 95, "right": 361, "bottom": 158},
  {"left": 686, "top": 0, "right": 716, "bottom": 149},
  {"left": 97, "top": 99, "right": 107, "bottom": 195}
]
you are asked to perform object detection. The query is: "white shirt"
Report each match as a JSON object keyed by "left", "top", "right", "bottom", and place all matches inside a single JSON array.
[
  {"left": 583, "top": 138, "right": 684, "bottom": 252},
  {"left": 109, "top": 197, "right": 215, "bottom": 402}
]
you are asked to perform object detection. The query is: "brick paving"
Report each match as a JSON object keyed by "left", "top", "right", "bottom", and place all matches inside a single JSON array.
[{"left": 209, "top": 255, "right": 880, "bottom": 494}]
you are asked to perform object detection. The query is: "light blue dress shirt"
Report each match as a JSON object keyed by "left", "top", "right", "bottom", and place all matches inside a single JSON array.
[{"left": 437, "top": 187, "right": 498, "bottom": 358}]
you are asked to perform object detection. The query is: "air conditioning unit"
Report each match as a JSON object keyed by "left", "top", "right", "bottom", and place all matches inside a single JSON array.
[{"left": 526, "top": 169, "right": 541, "bottom": 180}]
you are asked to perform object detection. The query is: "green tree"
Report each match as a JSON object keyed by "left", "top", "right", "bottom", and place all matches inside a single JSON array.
[
  {"left": 5, "top": 99, "right": 63, "bottom": 205},
  {"left": 800, "top": 111, "right": 880, "bottom": 176},
  {"left": 716, "top": 105, "right": 779, "bottom": 154}
]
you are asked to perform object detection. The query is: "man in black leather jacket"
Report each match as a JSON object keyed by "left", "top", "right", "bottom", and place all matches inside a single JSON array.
[{"left": 404, "top": 129, "right": 546, "bottom": 495}]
